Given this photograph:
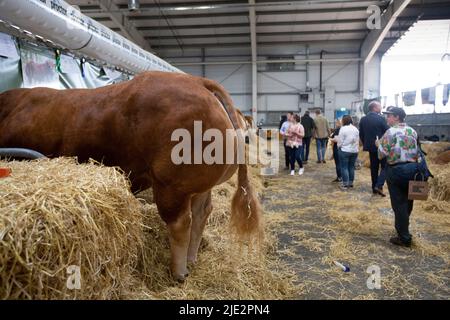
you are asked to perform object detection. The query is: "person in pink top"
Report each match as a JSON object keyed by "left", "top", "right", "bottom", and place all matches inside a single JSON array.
[{"left": 286, "top": 114, "right": 305, "bottom": 176}]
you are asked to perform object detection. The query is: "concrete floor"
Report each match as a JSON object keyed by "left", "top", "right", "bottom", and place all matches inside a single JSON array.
[{"left": 261, "top": 145, "right": 449, "bottom": 299}]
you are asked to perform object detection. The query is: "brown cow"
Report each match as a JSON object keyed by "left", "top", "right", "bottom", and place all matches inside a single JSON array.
[
  {"left": 0, "top": 71, "right": 262, "bottom": 281},
  {"left": 235, "top": 109, "right": 255, "bottom": 131}
]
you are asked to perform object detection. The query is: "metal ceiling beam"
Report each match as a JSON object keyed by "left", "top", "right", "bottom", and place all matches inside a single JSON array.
[
  {"left": 86, "top": 1, "right": 450, "bottom": 20},
  {"left": 262, "top": 27, "right": 409, "bottom": 37},
  {"left": 145, "top": 27, "right": 410, "bottom": 40},
  {"left": 258, "top": 18, "right": 367, "bottom": 27},
  {"left": 116, "top": 0, "right": 383, "bottom": 10},
  {"left": 136, "top": 18, "right": 368, "bottom": 31},
  {"left": 249, "top": 0, "right": 258, "bottom": 121},
  {"left": 117, "top": 0, "right": 247, "bottom": 9},
  {"left": 84, "top": 1, "right": 448, "bottom": 24},
  {"left": 259, "top": 30, "right": 363, "bottom": 37},
  {"left": 361, "top": 0, "right": 412, "bottom": 64},
  {"left": 151, "top": 38, "right": 371, "bottom": 49},
  {"left": 93, "top": 17, "right": 112, "bottom": 22},
  {"left": 146, "top": 33, "right": 250, "bottom": 40},
  {"left": 83, "top": 0, "right": 447, "bottom": 11},
  {"left": 172, "top": 57, "right": 362, "bottom": 66},
  {"left": 138, "top": 23, "right": 249, "bottom": 31},
  {"left": 360, "top": 0, "right": 413, "bottom": 99},
  {"left": 126, "top": 6, "right": 373, "bottom": 20},
  {"left": 96, "top": 0, "right": 151, "bottom": 51},
  {"left": 92, "top": 16, "right": 420, "bottom": 31},
  {"left": 78, "top": 5, "right": 101, "bottom": 11},
  {"left": 145, "top": 29, "right": 407, "bottom": 40},
  {"left": 83, "top": 0, "right": 445, "bottom": 13},
  {"left": 258, "top": 6, "right": 379, "bottom": 16},
  {"left": 162, "top": 51, "right": 361, "bottom": 59},
  {"left": 128, "top": 11, "right": 249, "bottom": 20}
]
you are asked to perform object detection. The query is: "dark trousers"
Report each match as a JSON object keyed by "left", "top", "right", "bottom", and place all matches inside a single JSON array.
[
  {"left": 333, "top": 146, "right": 341, "bottom": 179},
  {"left": 302, "top": 136, "right": 311, "bottom": 161},
  {"left": 339, "top": 150, "right": 358, "bottom": 187},
  {"left": 386, "top": 163, "right": 418, "bottom": 243},
  {"left": 369, "top": 151, "right": 387, "bottom": 190},
  {"left": 283, "top": 139, "right": 290, "bottom": 168},
  {"left": 288, "top": 146, "right": 303, "bottom": 170}
]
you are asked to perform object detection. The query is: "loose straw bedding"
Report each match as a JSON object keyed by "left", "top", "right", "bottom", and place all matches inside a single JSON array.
[{"left": 0, "top": 158, "right": 295, "bottom": 300}]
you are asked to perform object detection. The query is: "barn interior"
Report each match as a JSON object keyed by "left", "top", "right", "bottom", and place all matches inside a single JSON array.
[{"left": 0, "top": 0, "right": 449, "bottom": 301}]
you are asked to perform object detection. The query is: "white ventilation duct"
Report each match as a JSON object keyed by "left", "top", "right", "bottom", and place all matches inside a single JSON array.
[{"left": 0, "top": 0, "right": 182, "bottom": 74}]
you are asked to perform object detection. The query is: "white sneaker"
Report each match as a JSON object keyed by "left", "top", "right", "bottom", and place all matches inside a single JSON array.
[
  {"left": 290, "top": 170, "right": 295, "bottom": 176},
  {"left": 298, "top": 168, "right": 304, "bottom": 175}
]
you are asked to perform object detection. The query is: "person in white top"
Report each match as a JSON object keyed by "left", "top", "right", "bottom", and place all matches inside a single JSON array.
[{"left": 335, "top": 115, "right": 360, "bottom": 189}]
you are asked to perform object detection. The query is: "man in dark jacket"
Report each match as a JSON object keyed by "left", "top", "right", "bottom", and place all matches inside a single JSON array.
[
  {"left": 359, "top": 101, "right": 390, "bottom": 196},
  {"left": 300, "top": 110, "right": 315, "bottom": 164}
]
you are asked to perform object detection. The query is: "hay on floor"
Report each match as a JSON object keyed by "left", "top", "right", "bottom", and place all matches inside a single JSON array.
[
  {"left": 419, "top": 163, "right": 450, "bottom": 237},
  {"left": 1, "top": 158, "right": 296, "bottom": 300},
  {"left": 262, "top": 150, "right": 450, "bottom": 299},
  {"left": 429, "top": 164, "right": 450, "bottom": 202},
  {"left": 134, "top": 167, "right": 296, "bottom": 300}
]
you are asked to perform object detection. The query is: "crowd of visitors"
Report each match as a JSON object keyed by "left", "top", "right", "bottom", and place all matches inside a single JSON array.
[{"left": 278, "top": 102, "right": 425, "bottom": 247}]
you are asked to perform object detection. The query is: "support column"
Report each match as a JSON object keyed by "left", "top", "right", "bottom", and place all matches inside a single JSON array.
[
  {"left": 201, "top": 48, "right": 206, "bottom": 78},
  {"left": 360, "top": 0, "right": 412, "bottom": 99},
  {"left": 249, "top": 0, "right": 257, "bottom": 121}
]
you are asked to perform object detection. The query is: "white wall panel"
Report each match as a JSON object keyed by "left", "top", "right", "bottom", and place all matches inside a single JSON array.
[{"left": 174, "top": 49, "right": 369, "bottom": 126}]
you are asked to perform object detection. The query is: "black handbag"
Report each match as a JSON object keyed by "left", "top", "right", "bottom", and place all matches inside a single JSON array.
[
  {"left": 417, "top": 149, "right": 433, "bottom": 181},
  {"left": 416, "top": 140, "right": 433, "bottom": 180}
]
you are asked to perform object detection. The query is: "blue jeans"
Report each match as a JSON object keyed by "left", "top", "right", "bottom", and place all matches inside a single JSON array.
[
  {"left": 288, "top": 146, "right": 303, "bottom": 171},
  {"left": 339, "top": 150, "right": 358, "bottom": 187},
  {"left": 386, "top": 162, "right": 419, "bottom": 243},
  {"left": 316, "top": 138, "right": 328, "bottom": 162}
]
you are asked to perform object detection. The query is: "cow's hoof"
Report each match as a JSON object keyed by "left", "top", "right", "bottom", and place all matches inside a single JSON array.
[{"left": 174, "top": 272, "right": 189, "bottom": 283}]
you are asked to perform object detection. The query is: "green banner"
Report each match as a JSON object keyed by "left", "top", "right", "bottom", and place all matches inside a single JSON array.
[
  {"left": 0, "top": 33, "right": 22, "bottom": 92},
  {"left": 20, "top": 40, "right": 60, "bottom": 89},
  {"left": 0, "top": 32, "right": 131, "bottom": 93}
]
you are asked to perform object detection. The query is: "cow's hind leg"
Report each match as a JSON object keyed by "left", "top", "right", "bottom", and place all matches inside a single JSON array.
[
  {"left": 188, "top": 190, "right": 213, "bottom": 264},
  {"left": 153, "top": 183, "right": 192, "bottom": 282}
]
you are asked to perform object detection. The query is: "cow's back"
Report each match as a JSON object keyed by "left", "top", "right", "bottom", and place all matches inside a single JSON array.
[
  {"left": 0, "top": 81, "right": 140, "bottom": 165},
  {"left": 0, "top": 72, "right": 241, "bottom": 193}
]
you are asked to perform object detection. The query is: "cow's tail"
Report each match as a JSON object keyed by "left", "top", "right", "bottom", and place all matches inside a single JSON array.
[
  {"left": 201, "top": 77, "right": 263, "bottom": 243},
  {"left": 201, "top": 78, "right": 241, "bottom": 130},
  {"left": 231, "top": 164, "right": 263, "bottom": 244}
]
